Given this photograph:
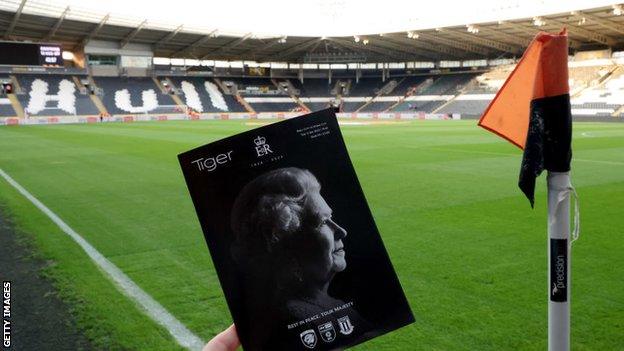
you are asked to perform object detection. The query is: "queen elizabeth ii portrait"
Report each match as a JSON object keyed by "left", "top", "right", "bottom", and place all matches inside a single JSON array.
[{"left": 230, "top": 167, "right": 354, "bottom": 348}]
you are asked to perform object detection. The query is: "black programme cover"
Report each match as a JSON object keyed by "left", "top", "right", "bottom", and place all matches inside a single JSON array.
[{"left": 178, "top": 109, "right": 414, "bottom": 350}]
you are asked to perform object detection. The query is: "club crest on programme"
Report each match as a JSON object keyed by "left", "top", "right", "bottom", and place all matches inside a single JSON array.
[
  {"left": 300, "top": 329, "right": 317, "bottom": 349},
  {"left": 337, "top": 316, "right": 354, "bottom": 335},
  {"left": 318, "top": 321, "right": 336, "bottom": 343}
]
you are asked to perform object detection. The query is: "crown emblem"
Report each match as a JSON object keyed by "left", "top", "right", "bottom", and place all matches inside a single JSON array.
[{"left": 254, "top": 136, "right": 266, "bottom": 146}]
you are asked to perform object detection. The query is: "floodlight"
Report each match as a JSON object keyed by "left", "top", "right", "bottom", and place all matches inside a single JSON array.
[
  {"left": 532, "top": 17, "right": 546, "bottom": 26},
  {"left": 62, "top": 51, "right": 74, "bottom": 60},
  {"left": 466, "top": 24, "right": 479, "bottom": 34}
]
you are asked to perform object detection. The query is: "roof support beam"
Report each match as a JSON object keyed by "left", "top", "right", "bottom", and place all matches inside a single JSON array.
[
  {"left": 200, "top": 32, "right": 253, "bottom": 59},
  {"left": 260, "top": 38, "right": 321, "bottom": 61},
  {"left": 363, "top": 37, "right": 441, "bottom": 60},
  {"left": 172, "top": 30, "right": 217, "bottom": 57},
  {"left": 440, "top": 28, "right": 520, "bottom": 54},
  {"left": 573, "top": 11, "right": 624, "bottom": 36},
  {"left": 4, "top": 0, "right": 27, "bottom": 39},
  {"left": 81, "top": 13, "right": 109, "bottom": 46},
  {"left": 501, "top": 21, "right": 582, "bottom": 49},
  {"left": 240, "top": 36, "right": 287, "bottom": 57},
  {"left": 153, "top": 25, "right": 183, "bottom": 49},
  {"left": 120, "top": 19, "right": 147, "bottom": 48},
  {"left": 546, "top": 17, "right": 617, "bottom": 46},
  {"left": 477, "top": 26, "right": 531, "bottom": 48},
  {"left": 328, "top": 38, "right": 413, "bottom": 61},
  {"left": 418, "top": 32, "right": 490, "bottom": 56},
  {"left": 306, "top": 39, "right": 323, "bottom": 55},
  {"left": 382, "top": 34, "right": 465, "bottom": 59},
  {"left": 45, "top": 6, "right": 70, "bottom": 41}
]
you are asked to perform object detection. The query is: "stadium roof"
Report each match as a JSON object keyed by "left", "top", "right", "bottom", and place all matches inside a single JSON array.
[{"left": 1, "top": 0, "right": 624, "bottom": 63}]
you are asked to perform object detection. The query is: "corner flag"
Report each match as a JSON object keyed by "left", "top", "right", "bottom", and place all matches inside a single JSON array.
[
  {"left": 478, "top": 29, "right": 579, "bottom": 351},
  {"left": 478, "top": 29, "right": 572, "bottom": 207}
]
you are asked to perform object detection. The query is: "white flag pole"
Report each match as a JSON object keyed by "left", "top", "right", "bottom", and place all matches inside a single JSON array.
[{"left": 547, "top": 171, "right": 572, "bottom": 351}]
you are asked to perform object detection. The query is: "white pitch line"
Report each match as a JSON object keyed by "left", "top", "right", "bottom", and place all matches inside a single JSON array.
[{"left": 0, "top": 168, "right": 205, "bottom": 351}]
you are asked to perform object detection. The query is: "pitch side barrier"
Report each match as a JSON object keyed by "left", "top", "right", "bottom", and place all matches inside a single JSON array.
[{"left": 0, "top": 112, "right": 461, "bottom": 126}]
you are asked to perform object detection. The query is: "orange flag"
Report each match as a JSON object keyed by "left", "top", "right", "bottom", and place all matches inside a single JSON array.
[{"left": 479, "top": 30, "right": 572, "bottom": 206}]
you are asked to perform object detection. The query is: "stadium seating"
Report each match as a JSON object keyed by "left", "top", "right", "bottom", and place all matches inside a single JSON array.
[
  {"left": 389, "top": 74, "right": 476, "bottom": 112},
  {"left": 341, "top": 101, "right": 364, "bottom": 112},
  {"left": 4, "top": 66, "right": 621, "bottom": 118},
  {"left": 223, "top": 78, "right": 284, "bottom": 96},
  {"left": 95, "top": 77, "right": 178, "bottom": 115},
  {"left": 304, "top": 101, "right": 334, "bottom": 112},
  {"left": 167, "top": 77, "right": 246, "bottom": 112},
  {"left": 437, "top": 97, "right": 492, "bottom": 117},
  {"left": 360, "top": 101, "right": 395, "bottom": 112},
  {"left": 348, "top": 78, "right": 386, "bottom": 96},
  {"left": 15, "top": 75, "right": 99, "bottom": 116},
  {"left": 294, "top": 79, "right": 333, "bottom": 97},
  {"left": 571, "top": 69, "right": 624, "bottom": 117},
  {"left": 246, "top": 97, "right": 299, "bottom": 112},
  {"left": 391, "top": 76, "right": 432, "bottom": 96},
  {"left": 0, "top": 98, "right": 16, "bottom": 117}
]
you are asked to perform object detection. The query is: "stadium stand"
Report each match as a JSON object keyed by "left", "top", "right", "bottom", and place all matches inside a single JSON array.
[
  {"left": 0, "top": 98, "right": 16, "bottom": 117},
  {"left": 295, "top": 79, "right": 333, "bottom": 97},
  {"left": 348, "top": 78, "right": 386, "bottom": 96},
  {"left": 290, "top": 79, "right": 335, "bottom": 112},
  {"left": 95, "top": 77, "right": 179, "bottom": 115},
  {"left": 571, "top": 66, "right": 624, "bottom": 117},
  {"left": 224, "top": 78, "right": 284, "bottom": 96},
  {"left": 166, "top": 77, "right": 246, "bottom": 112},
  {"left": 0, "top": 77, "right": 17, "bottom": 117},
  {"left": 1, "top": 65, "right": 622, "bottom": 119},
  {"left": 390, "top": 73, "right": 477, "bottom": 112},
  {"left": 218, "top": 77, "right": 300, "bottom": 112},
  {"left": 15, "top": 75, "right": 100, "bottom": 116},
  {"left": 360, "top": 101, "right": 395, "bottom": 112}
]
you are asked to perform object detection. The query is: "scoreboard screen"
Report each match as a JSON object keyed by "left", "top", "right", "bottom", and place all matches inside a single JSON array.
[
  {"left": 0, "top": 42, "right": 64, "bottom": 66},
  {"left": 39, "top": 45, "right": 63, "bottom": 65}
]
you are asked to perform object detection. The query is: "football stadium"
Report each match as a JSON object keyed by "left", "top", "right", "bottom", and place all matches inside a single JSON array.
[{"left": 0, "top": 1, "right": 623, "bottom": 350}]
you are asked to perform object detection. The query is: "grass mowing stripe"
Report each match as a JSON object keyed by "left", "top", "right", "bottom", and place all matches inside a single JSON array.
[
  {"left": 423, "top": 147, "right": 624, "bottom": 165},
  {"left": 0, "top": 168, "right": 205, "bottom": 351}
]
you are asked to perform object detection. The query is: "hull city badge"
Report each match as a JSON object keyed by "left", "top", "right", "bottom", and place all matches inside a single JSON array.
[
  {"left": 318, "top": 322, "right": 336, "bottom": 343},
  {"left": 178, "top": 109, "right": 414, "bottom": 350},
  {"left": 300, "top": 329, "right": 317, "bottom": 349}
]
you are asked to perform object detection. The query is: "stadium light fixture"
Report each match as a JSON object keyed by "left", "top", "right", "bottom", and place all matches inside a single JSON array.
[
  {"left": 62, "top": 51, "right": 74, "bottom": 60},
  {"left": 613, "top": 4, "right": 624, "bottom": 16},
  {"left": 466, "top": 24, "right": 479, "bottom": 33},
  {"left": 532, "top": 16, "right": 546, "bottom": 26}
]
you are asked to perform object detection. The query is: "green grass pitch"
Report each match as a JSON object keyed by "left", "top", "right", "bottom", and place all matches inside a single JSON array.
[{"left": 0, "top": 119, "right": 622, "bottom": 350}]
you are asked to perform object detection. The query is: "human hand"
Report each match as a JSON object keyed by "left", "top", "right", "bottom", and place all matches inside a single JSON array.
[{"left": 202, "top": 324, "right": 240, "bottom": 351}]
